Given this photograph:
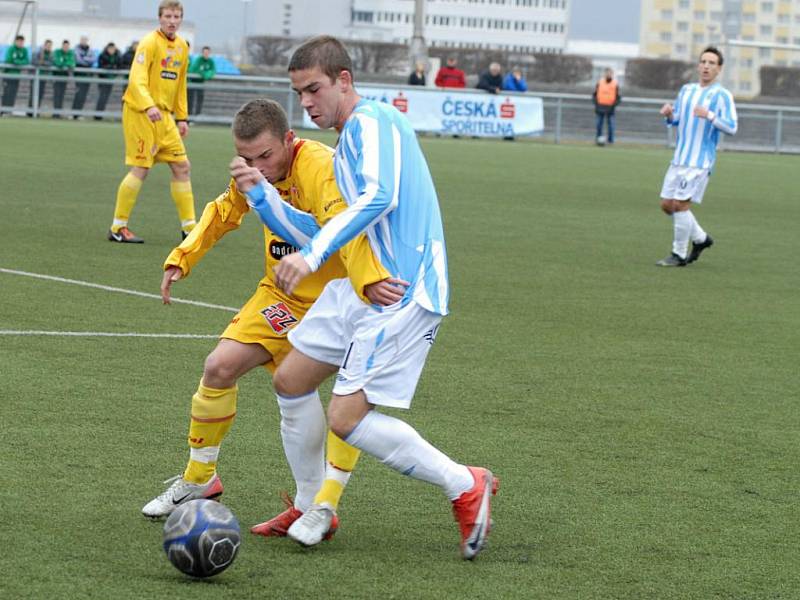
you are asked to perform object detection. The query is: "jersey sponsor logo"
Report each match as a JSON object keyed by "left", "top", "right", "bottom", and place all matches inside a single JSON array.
[
  {"left": 269, "top": 240, "right": 300, "bottom": 260},
  {"left": 261, "top": 302, "right": 298, "bottom": 334},
  {"left": 160, "top": 70, "right": 178, "bottom": 80},
  {"left": 323, "top": 198, "right": 343, "bottom": 212},
  {"left": 136, "top": 52, "right": 145, "bottom": 64}
]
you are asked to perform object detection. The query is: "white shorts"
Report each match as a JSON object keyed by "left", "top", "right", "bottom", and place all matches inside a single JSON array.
[
  {"left": 288, "top": 278, "right": 442, "bottom": 409},
  {"left": 660, "top": 165, "right": 710, "bottom": 204}
]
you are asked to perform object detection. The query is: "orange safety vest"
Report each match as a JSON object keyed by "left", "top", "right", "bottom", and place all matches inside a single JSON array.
[{"left": 596, "top": 79, "right": 618, "bottom": 106}]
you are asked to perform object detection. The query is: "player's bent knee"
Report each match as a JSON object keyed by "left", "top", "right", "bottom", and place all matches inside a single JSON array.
[
  {"left": 271, "top": 366, "right": 303, "bottom": 397},
  {"left": 202, "top": 352, "right": 239, "bottom": 388}
]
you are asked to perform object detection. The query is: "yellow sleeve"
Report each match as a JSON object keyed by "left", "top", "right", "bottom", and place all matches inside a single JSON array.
[
  {"left": 125, "top": 35, "right": 156, "bottom": 112},
  {"left": 174, "top": 39, "right": 189, "bottom": 120},
  {"left": 163, "top": 179, "right": 250, "bottom": 277},
  {"left": 340, "top": 236, "right": 390, "bottom": 303}
]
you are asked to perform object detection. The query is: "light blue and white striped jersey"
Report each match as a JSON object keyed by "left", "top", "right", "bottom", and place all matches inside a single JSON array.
[
  {"left": 245, "top": 99, "right": 449, "bottom": 316},
  {"left": 666, "top": 82, "right": 737, "bottom": 170}
]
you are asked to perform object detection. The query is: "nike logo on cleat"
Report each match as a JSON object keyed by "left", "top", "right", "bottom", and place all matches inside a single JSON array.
[
  {"left": 172, "top": 492, "right": 192, "bottom": 505},
  {"left": 110, "top": 232, "right": 122, "bottom": 241}
]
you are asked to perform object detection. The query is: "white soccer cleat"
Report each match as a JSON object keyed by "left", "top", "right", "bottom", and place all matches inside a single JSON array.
[
  {"left": 141, "top": 473, "right": 223, "bottom": 519},
  {"left": 287, "top": 502, "right": 337, "bottom": 547}
]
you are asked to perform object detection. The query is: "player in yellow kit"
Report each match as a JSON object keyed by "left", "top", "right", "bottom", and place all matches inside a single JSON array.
[
  {"left": 108, "top": 0, "right": 195, "bottom": 244},
  {"left": 142, "top": 98, "right": 406, "bottom": 541}
]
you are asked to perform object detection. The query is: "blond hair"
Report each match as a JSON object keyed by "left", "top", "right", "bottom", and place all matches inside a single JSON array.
[{"left": 158, "top": 1, "right": 183, "bottom": 17}]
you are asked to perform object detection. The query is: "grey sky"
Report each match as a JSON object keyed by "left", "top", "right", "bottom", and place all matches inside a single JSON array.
[
  {"left": 569, "top": 0, "right": 640, "bottom": 43},
  {"left": 122, "top": 0, "right": 641, "bottom": 50}
]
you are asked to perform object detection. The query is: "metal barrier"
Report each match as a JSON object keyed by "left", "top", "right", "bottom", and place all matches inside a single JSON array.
[{"left": 3, "top": 65, "right": 800, "bottom": 153}]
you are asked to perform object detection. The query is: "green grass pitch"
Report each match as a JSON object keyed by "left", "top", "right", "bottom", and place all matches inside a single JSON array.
[{"left": 1, "top": 118, "right": 798, "bottom": 599}]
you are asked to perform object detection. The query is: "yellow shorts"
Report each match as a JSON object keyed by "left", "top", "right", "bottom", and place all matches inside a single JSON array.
[
  {"left": 123, "top": 103, "right": 187, "bottom": 168},
  {"left": 220, "top": 281, "right": 311, "bottom": 373}
]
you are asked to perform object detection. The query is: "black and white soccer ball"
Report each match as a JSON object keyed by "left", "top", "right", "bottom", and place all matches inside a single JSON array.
[{"left": 163, "top": 499, "right": 241, "bottom": 578}]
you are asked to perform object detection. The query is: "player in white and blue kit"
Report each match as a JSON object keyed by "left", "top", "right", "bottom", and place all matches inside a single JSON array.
[
  {"left": 230, "top": 36, "right": 497, "bottom": 560},
  {"left": 656, "top": 46, "right": 737, "bottom": 267}
]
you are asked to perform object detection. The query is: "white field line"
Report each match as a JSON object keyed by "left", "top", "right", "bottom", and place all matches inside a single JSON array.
[
  {"left": 0, "top": 330, "right": 218, "bottom": 339},
  {"left": 0, "top": 267, "right": 239, "bottom": 312}
]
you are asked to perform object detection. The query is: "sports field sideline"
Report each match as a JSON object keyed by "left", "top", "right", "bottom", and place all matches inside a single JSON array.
[{"left": 1, "top": 117, "right": 798, "bottom": 599}]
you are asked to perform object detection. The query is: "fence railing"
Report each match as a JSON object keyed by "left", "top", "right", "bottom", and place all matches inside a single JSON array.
[{"left": 3, "top": 65, "right": 800, "bottom": 153}]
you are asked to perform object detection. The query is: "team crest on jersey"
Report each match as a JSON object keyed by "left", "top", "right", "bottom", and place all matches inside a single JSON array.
[
  {"left": 261, "top": 302, "right": 298, "bottom": 334},
  {"left": 136, "top": 52, "right": 145, "bottom": 64}
]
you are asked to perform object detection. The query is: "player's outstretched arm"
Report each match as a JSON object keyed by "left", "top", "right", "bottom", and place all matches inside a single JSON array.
[{"left": 161, "top": 266, "right": 182, "bottom": 304}]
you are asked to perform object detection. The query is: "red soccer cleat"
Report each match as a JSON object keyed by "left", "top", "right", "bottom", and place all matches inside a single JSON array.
[
  {"left": 251, "top": 493, "right": 339, "bottom": 540},
  {"left": 452, "top": 466, "right": 499, "bottom": 560}
]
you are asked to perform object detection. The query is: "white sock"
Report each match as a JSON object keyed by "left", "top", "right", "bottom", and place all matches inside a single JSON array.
[
  {"left": 686, "top": 210, "right": 707, "bottom": 244},
  {"left": 672, "top": 211, "right": 692, "bottom": 259},
  {"left": 345, "top": 411, "right": 473, "bottom": 501},
  {"left": 276, "top": 391, "right": 326, "bottom": 512}
]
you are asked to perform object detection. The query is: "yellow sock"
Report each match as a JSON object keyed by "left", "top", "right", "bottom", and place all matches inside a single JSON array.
[
  {"left": 314, "top": 431, "right": 361, "bottom": 510},
  {"left": 183, "top": 383, "right": 237, "bottom": 484},
  {"left": 170, "top": 179, "right": 196, "bottom": 233},
  {"left": 111, "top": 172, "right": 143, "bottom": 232}
]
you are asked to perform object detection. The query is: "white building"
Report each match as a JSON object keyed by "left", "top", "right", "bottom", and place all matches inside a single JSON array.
[
  {"left": 249, "top": 0, "right": 571, "bottom": 54},
  {"left": 0, "top": 0, "right": 194, "bottom": 53}
]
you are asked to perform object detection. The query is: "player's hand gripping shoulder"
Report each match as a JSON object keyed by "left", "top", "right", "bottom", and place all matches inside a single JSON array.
[
  {"left": 229, "top": 156, "right": 266, "bottom": 194},
  {"left": 160, "top": 266, "right": 183, "bottom": 304},
  {"left": 364, "top": 277, "right": 410, "bottom": 307}
]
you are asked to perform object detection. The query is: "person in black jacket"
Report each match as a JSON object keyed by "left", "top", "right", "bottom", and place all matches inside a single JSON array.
[
  {"left": 95, "top": 42, "right": 122, "bottom": 119},
  {"left": 121, "top": 41, "right": 138, "bottom": 69},
  {"left": 476, "top": 62, "right": 503, "bottom": 94},
  {"left": 407, "top": 61, "right": 426, "bottom": 86}
]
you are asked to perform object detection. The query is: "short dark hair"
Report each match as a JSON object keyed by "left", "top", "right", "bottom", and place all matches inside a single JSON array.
[
  {"left": 701, "top": 46, "right": 723, "bottom": 66},
  {"left": 62, "top": 39, "right": 70, "bottom": 45},
  {"left": 15, "top": 34, "right": 24, "bottom": 41},
  {"left": 288, "top": 35, "right": 352, "bottom": 83},
  {"left": 202, "top": 46, "right": 210, "bottom": 51},
  {"left": 232, "top": 98, "right": 289, "bottom": 141}
]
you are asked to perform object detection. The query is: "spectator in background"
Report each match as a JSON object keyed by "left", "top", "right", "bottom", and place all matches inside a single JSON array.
[
  {"left": 72, "top": 35, "right": 96, "bottom": 117},
  {"left": 121, "top": 40, "right": 138, "bottom": 69},
  {"left": 407, "top": 61, "right": 426, "bottom": 86},
  {"left": 52, "top": 39, "right": 75, "bottom": 118},
  {"left": 2, "top": 35, "right": 29, "bottom": 114},
  {"left": 95, "top": 42, "right": 121, "bottom": 119},
  {"left": 29, "top": 39, "right": 54, "bottom": 113},
  {"left": 592, "top": 67, "right": 621, "bottom": 145},
  {"left": 188, "top": 45, "right": 216, "bottom": 116},
  {"left": 502, "top": 66, "right": 527, "bottom": 92},
  {"left": 477, "top": 62, "right": 503, "bottom": 94},
  {"left": 434, "top": 55, "right": 465, "bottom": 88}
]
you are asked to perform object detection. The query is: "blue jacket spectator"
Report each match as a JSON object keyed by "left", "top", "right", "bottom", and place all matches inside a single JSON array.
[{"left": 502, "top": 67, "right": 528, "bottom": 92}]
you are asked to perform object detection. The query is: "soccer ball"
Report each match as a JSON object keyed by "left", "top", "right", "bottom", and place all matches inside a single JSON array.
[
  {"left": 596, "top": 135, "right": 606, "bottom": 146},
  {"left": 163, "top": 499, "right": 241, "bottom": 578}
]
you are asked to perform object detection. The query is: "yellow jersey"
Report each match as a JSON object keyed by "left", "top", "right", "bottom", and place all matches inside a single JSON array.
[
  {"left": 165, "top": 138, "right": 389, "bottom": 306},
  {"left": 123, "top": 29, "right": 189, "bottom": 120}
]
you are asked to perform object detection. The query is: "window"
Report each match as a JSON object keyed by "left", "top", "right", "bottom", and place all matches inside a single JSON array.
[
  {"left": 760, "top": 47, "right": 772, "bottom": 57},
  {"left": 778, "top": 14, "right": 790, "bottom": 22},
  {"left": 760, "top": 25, "right": 773, "bottom": 35},
  {"left": 760, "top": 1, "right": 774, "bottom": 10},
  {"left": 660, "top": 31, "right": 672, "bottom": 42},
  {"left": 740, "top": 81, "right": 751, "bottom": 91},
  {"left": 693, "top": 33, "right": 704, "bottom": 42},
  {"left": 661, "top": 9, "right": 673, "bottom": 19},
  {"left": 694, "top": 10, "right": 705, "bottom": 19},
  {"left": 741, "top": 58, "right": 753, "bottom": 67},
  {"left": 777, "top": 36, "right": 789, "bottom": 43},
  {"left": 679, "top": 0, "right": 690, "bottom": 7},
  {"left": 677, "top": 21, "right": 689, "bottom": 31},
  {"left": 742, "top": 12, "right": 756, "bottom": 22},
  {"left": 676, "top": 43, "right": 687, "bottom": 53}
]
